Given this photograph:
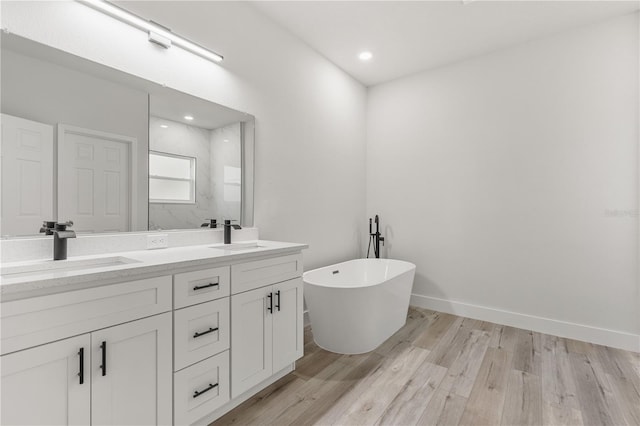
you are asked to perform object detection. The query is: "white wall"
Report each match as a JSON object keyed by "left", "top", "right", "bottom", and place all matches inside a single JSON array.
[
  {"left": 1, "top": 1, "right": 367, "bottom": 269},
  {"left": 367, "top": 13, "right": 639, "bottom": 350}
]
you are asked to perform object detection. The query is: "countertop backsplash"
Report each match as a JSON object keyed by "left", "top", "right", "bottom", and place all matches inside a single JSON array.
[{"left": 0, "top": 227, "right": 260, "bottom": 263}]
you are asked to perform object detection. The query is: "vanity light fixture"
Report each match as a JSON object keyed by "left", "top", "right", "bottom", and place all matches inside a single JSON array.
[
  {"left": 358, "top": 51, "right": 373, "bottom": 61},
  {"left": 184, "top": 115, "right": 194, "bottom": 121},
  {"left": 79, "top": 0, "right": 223, "bottom": 63}
]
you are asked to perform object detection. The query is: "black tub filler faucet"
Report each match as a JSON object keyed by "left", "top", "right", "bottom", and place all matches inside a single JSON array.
[
  {"left": 40, "top": 220, "right": 76, "bottom": 260},
  {"left": 367, "top": 215, "right": 384, "bottom": 258}
]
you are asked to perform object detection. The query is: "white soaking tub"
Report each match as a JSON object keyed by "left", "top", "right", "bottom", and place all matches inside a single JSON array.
[{"left": 303, "top": 258, "right": 416, "bottom": 354}]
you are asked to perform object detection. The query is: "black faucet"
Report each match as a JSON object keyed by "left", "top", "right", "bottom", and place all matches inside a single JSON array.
[
  {"left": 201, "top": 219, "right": 218, "bottom": 228},
  {"left": 368, "top": 215, "right": 385, "bottom": 258},
  {"left": 223, "top": 220, "right": 242, "bottom": 244},
  {"left": 40, "top": 221, "right": 76, "bottom": 260}
]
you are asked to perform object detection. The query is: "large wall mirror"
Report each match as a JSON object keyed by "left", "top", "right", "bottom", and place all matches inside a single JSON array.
[{"left": 0, "top": 34, "right": 254, "bottom": 237}]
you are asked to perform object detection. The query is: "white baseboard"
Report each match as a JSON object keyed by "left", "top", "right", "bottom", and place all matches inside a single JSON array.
[{"left": 410, "top": 294, "right": 640, "bottom": 353}]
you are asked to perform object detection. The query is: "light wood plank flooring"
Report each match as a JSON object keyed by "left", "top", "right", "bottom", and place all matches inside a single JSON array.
[{"left": 212, "top": 307, "right": 640, "bottom": 426}]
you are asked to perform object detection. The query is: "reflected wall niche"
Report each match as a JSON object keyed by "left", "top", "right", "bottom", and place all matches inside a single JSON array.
[{"left": 148, "top": 117, "right": 243, "bottom": 230}]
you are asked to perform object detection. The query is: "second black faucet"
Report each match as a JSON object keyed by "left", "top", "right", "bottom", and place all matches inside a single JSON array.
[{"left": 223, "top": 220, "right": 242, "bottom": 244}]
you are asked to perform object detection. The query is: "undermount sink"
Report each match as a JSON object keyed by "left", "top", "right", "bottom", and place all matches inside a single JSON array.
[
  {"left": 0, "top": 256, "right": 140, "bottom": 278},
  {"left": 209, "top": 242, "right": 266, "bottom": 252}
]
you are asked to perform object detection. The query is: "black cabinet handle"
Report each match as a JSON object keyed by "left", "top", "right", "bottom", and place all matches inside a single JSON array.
[
  {"left": 78, "top": 347, "right": 84, "bottom": 384},
  {"left": 100, "top": 341, "right": 107, "bottom": 376},
  {"left": 275, "top": 290, "right": 281, "bottom": 312},
  {"left": 193, "top": 327, "right": 219, "bottom": 339},
  {"left": 193, "top": 282, "right": 219, "bottom": 291},
  {"left": 267, "top": 292, "right": 273, "bottom": 314},
  {"left": 193, "top": 383, "right": 218, "bottom": 398}
]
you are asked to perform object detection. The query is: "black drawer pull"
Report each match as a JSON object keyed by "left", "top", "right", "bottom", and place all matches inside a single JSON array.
[
  {"left": 100, "top": 341, "right": 107, "bottom": 376},
  {"left": 78, "top": 347, "right": 85, "bottom": 384},
  {"left": 267, "top": 292, "right": 273, "bottom": 314},
  {"left": 193, "top": 282, "right": 219, "bottom": 291},
  {"left": 193, "top": 327, "right": 219, "bottom": 339},
  {"left": 193, "top": 383, "right": 218, "bottom": 398},
  {"left": 275, "top": 290, "right": 281, "bottom": 312}
]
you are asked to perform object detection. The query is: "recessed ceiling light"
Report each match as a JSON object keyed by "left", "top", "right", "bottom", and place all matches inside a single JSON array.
[
  {"left": 184, "top": 115, "right": 194, "bottom": 121},
  {"left": 358, "top": 51, "right": 373, "bottom": 61},
  {"left": 224, "top": 139, "right": 229, "bottom": 143},
  {"left": 160, "top": 124, "right": 169, "bottom": 128}
]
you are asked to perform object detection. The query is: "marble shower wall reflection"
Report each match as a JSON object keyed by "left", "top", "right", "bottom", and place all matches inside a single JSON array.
[
  {"left": 211, "top": 123, "right": 242, "bottom": 221},
  {"left": 148, "top": 116, "right": 241, "bottom": 230}
]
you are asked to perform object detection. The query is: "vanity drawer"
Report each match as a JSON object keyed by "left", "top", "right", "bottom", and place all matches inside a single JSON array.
[
  {"left": 174, "top": 266, "right": 230, "bottom": 309},
  {"left": 174, "top": 351, "right": 230, "bottom": 426},
  {"left": 231, "top": 253, "right": 303, "bottom": 294},
  {"left": 1, "top": 276, "right": 172, "bottom": 355},
  {"left": 174, "top": 298, "right": 230, "bottom": 371}
]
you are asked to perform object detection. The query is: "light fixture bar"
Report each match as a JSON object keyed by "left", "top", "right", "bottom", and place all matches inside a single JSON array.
[{"left": 79, "top": 0, "right": 223, "bottom": 63}]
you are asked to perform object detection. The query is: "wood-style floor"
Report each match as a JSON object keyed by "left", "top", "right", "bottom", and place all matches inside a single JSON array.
[{"left": 212, "top": 307, "right": 640, "bottom": 426}]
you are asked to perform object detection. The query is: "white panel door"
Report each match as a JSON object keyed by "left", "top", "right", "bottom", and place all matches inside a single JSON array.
[
  {"left": 0, "top": 113, "right": 54, "bottom": 236},
  {"left": 0, "top": 334, "right": 91, "bottom": 426},
  {"left": 230, "top": 286, "right": 273, "bottom": 398},
  {"left": 91, "top": 313, "right": 172, "bottom": 426},
  {"left": 272, "top": 278, "right": 304, "bottom": 372},
  {"left": 58, "top": 124, "right": 136, "bottom": 233}
]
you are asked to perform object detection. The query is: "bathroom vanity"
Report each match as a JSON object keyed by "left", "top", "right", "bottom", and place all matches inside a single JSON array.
[
  {"left": 0, "top": 8, "right": 303, "bottom": 425},
  {"left": 0, "top": 240, "right": 307, "bottom": 425}
]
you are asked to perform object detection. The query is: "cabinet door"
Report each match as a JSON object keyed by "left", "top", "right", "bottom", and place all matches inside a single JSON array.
[
  {"left": 230, "top": 286, "right": 273, "bottom": 398},
  {"left": 0, "top": 334, "right": 90, "bottom": 425},
  {"left": 272, "top": 277, "right": 304, "bottom": 372},
  {"left": 91, "top": 313, "right": 172, "bottom": 426}
]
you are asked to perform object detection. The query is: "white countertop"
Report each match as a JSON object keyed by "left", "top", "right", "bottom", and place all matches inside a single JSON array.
[{"left": 0, "top": 240, "right": 308, "bottom": 300}]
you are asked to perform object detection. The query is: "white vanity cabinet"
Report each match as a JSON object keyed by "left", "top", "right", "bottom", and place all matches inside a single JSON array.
[
  {"left": 0, "top": 334, "right": 91, "bottom": 425},
  {"left": 1, "top": 276, "right": 173, "bottom": 426},
  {"left": 0, "top": 244, "right": 306, "bottom": 426},
  {"left": 230, "top": 277, "right": 303, "bottom": 397},
  {"left": 0, "top": 313, "right": 172, "bottom": 426},
  {"left": 230, "top": 254, "right": 304, "bottom": 398},
  {"left": 91, "top": 313, "right": 172, "bottom": 425},
  {"left": 172, "top": 267, "right": 231, "bottom": 425}
]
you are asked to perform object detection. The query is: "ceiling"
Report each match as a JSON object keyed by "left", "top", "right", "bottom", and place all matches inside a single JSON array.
[
  {"left": 252, "top": 0, "right": 640, "bottom": 86},
  {"left": 149, "top": 89, "right": 250, "bottom": 130},
  {"left": 2, "top": 33, "right": 250, "bottom": 130}
]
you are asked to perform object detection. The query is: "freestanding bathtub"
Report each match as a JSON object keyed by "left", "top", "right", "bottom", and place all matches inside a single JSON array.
[{"left": 303, "top": 259, "right": 416, "bottom": 354}]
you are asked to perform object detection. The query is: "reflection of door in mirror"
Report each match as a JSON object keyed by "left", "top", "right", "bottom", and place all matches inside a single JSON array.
[
  {"left": 1, "top": 114, "right": 54, "bottom": 236},
  {"left": 1, "top": 43, "right": 149, "bottom": 236},
  {"left": 58, "top": 125, "right": 136, "bottom": 233}
]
